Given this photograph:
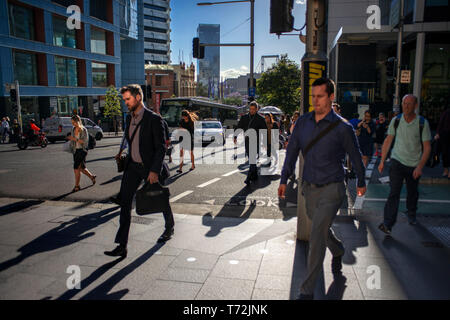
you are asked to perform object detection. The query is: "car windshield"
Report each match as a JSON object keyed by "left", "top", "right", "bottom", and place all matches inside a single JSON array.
[
  {"left": 201, "top": 122, "right": 221, "bottom": 129},
  {"left": 61, "top": 118, "right": 72, "bottom": 125}
]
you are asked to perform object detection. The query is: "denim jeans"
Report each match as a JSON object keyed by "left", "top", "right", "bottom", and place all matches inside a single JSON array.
[{"left": 383, "top": 159, "right": 420, "bottom": 228}]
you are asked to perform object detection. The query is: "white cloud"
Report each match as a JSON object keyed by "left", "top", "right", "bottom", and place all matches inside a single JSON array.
[
  {"left": 221, "top": 68, "right": 248, "bottom": 79},
  {"left": 240, "top": 65, "right": 248, "bottom": 71}
]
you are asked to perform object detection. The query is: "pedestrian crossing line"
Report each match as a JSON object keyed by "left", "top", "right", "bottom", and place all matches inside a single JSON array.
[
  {"left": 197, "top": 178, "right": 221, "bottom": 188},
  {"left": 365, "top": 198, "right": 450, "bottom": 204},
  {"left": 170, "top": 190, "right": 193, "bottom": 203},
  {"left": 353, "top": 157, "right": 376, "bottom": 210},
  {"left": 222, "top": 169, "right": 240, "bottom": 177}
]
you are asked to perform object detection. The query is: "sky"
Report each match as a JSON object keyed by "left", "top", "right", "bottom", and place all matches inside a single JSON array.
[{"left": 170, "top": 0, "right": 307, "bottom": 79}]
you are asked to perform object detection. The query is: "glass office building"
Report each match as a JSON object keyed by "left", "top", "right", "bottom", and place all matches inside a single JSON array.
[
  {"left": 0, "top": 0, "right": 145, "bottom": 125},
  {"left": 197, "top": 24, "right": 220, "bottom": 99},
  {"left": 143, "top": 0, "right": 171, "bottom": 65}
]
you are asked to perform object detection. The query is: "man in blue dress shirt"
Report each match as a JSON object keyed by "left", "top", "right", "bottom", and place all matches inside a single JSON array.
[{"left": 278, "top": 78, "right": 367, "bottom": 300}]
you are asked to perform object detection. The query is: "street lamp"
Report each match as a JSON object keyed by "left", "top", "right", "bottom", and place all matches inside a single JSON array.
[{"left": 197, "top": 0, "right": 255, "bottom": 101}]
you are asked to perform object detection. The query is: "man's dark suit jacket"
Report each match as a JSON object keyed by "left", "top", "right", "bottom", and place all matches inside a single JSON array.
[{"left": 125, "top": 108, "right": 167, "bottom": 178}]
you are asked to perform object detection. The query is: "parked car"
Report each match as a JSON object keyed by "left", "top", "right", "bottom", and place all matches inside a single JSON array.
[{"left": 43, "top": 116, "right": 103, "bottom": 143}]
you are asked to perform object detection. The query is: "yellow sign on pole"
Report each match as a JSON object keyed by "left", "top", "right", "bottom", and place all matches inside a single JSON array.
[{"left": 401, "top": 70, "right": 411, "bottom": 83}]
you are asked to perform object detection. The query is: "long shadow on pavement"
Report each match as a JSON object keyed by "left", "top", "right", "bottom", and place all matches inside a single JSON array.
[
  {"left": 0, "top": 206, "right": 120, "bottom": 273},
  {"left": 201, "top": 174, "right": 278, "bottom": 237},
  {"left": 57, "top": 242, "right": 165, "bottom": 300},
  {"left": 0, "top": 200, "right": 45, "bottom": 216}
]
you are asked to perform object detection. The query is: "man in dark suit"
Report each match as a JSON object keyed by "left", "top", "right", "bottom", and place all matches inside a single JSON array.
[
  {"left": 234, "top": 101, "right": 267, "bottom": 185},
  {"left": 105, "top": 84, "right": 174, "bottom": 258}
]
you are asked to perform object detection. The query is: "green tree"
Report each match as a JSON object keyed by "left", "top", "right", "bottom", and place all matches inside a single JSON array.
[
  {"left": 196, "top": 82, "right": 208, "bottom": 97},
  {"left": 256, "top": 55, "right": 301, "bottom": 115},
  {"left": 222, "top": 95, "right": 243, "bottom": 106},
  {"left": 104, "top": 86, "right": 122, "bottom": 133}
]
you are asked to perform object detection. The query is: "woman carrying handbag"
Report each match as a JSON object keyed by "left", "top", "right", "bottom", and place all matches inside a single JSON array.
[{"left": 67, "top": 115, "right": 97, "bottom": 192}]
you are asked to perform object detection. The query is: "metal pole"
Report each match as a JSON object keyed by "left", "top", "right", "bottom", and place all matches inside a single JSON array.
[
  {"left": 249, "top": 0, "right": 254, "bottom": 101},
  {"left": 393, "top": 0, "right": 404, "bottom": 113},
  {"left": 15, "top": 80, "right": 22, "bottom": 132}
]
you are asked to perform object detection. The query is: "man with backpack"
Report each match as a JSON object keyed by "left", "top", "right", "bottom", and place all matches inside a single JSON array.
[{"left": 378, "top": 94, "right": 431, "bottom": 233}]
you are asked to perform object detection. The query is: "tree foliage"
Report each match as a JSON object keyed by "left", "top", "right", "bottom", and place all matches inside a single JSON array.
[
  {"left": 256, "top": 55, "right": 301, "bottom": 115},
  {"left": 196, "top": 82, "right": 208, "bottom": 97},
  {"left": 222, "top": 95, "right": 243, "bottom": 106},
  {"left": 103, "top": 86, "right": 122, "bottom": 118}
]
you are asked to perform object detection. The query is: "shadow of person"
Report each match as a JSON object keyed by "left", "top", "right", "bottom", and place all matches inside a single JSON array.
[
  {"left": 100, "top": 175, "right": 123, "bottom": 186},
  {"left": 278, "top": 177, "right": 299, "bottom": 221},
  {"left": 67, "top": 242, "right": 165, "bottom": 300},
  {"left": 202, "top": 186, "right": 259, "bottom": 238},
  {"left": 0, "top": 206, "right": 120, "bottom": 273},
  {"left": 0, "top": 200, "right": 44, "bottom": 217},
  {"left": 289, "top": 240, "right": 309, "bottom": 299},
  {"left": 336, "top": 218, "right": 369, "bottom": 266},
  {"left": 325, "top": 274, "right": 347, "bottom": 300}
]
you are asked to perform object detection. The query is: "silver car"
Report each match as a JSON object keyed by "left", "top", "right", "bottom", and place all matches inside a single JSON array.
[
  {"left": 194, "top": 120, "right": 226, "bottom": 146},
  {"left": 43, "top": 116, "right": 103, "bottom": 143}
]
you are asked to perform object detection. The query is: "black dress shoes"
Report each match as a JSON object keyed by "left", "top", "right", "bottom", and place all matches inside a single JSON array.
[
  {"left": 104, "top": 245, "right": 127, "bottom": 258},
  {"left": 158, "top": 228, "right": 174, "bottom": 243}
]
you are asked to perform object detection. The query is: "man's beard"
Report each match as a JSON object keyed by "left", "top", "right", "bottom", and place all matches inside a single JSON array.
[{"left": 129, "top": 102, "right": 139, "bottom": 113}]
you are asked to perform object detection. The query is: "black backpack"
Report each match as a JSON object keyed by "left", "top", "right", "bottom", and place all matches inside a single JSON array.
[{"left": 88, "top": 134, "right": 96, "bottom": 150}]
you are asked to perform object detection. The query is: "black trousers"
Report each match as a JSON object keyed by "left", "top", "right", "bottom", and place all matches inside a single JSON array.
[
  {"left": 114, "top": 161, "right": 174, "bottom": 246},
  {"left": 440, "top": 133, "right": 450, "bottom": 168},
  {"left": 383, "top": 159, "right": 420, "bottom": 228}
]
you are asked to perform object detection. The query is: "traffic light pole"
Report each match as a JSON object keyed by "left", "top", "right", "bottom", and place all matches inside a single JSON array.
[
  {"left": 297, "top": 0, "right": 328, "bottom": 241},
  {"left": 393, "top": 0, "right": 404, "bottom": 113}
]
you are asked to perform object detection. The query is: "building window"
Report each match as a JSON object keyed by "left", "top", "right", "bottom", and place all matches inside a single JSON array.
[
  {"left": 55, "top": 56, "right": 78, "bottom": 86},
  {"left": 8, "top": 3, "right": 35, "bottom": 40},
  {"left": 145, "top": 49, "right": 168, "bottom": 55},
  {"left": 13, "top": 51, "right": 38, "bottom": 85},
  {"left": 91, "top": 27, "right": 106, "bottom": 54},
  {"left": 92, "top": 62, "right": 107, "bottom": 87},
  {"left": 144, "top": 15, "right": 167, "bottom": 23},
  {"left": 90, "top": 0, "right": 108, "bottom": 21},
  {"left": 144, "top": 4, "right": 166, "bottom": 11},
  {"left": 144, "top": 37, "right": 167, "bottom": 44},
  {"left": 53, "top": 15, "right": 77, "bottom": 48},
  {"left": 52, "top": 0, "right": 77, "bottom": 7},
  {"left": 156, "top": 75, "right": 163, "bottom": 86},
  {"left": 144, "top": 26, "right": 167, "bottom": 33}
]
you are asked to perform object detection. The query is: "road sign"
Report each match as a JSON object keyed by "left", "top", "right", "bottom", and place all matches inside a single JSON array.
[
  {"left": 400, "top": 70, "right": 411, "bottom": 83},
  {"left": 248, "top": 87, "right": 256, "bottom": 97}
]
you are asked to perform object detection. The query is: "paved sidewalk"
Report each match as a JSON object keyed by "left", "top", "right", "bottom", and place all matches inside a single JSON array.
[{"left": 0, "top": 197, "right": 449, "bottom": 300}]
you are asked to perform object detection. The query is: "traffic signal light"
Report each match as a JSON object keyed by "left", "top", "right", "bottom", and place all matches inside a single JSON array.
[
  {"left": 270, "top": 0, "right": 294, "bottom": 35},
  {"left": 386, "top": 57, "right": 397, "bottom": 80},
  {"left": 193, "top": 37, "right": 204, "bottom": 59},
  {"left": 10, "top": 88, "right": 17, "bottom": 103}
]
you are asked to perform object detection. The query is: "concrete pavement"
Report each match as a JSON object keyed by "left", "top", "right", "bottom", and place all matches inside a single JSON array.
[{"left": 0, "top": 195, "right": 449, "bottom": 300}]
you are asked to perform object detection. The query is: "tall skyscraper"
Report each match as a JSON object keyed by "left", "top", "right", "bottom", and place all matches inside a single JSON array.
[
  {"left": 197, "top": 24, "right": 220, "bottom": 97},
  {"left": 143, "top": 0, "right": 171, "bottom": 65}
]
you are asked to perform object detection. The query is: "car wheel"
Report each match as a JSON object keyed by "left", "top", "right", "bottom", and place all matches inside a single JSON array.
[{"left": 95, "top": 133, "right": 102, "bottom": 141}]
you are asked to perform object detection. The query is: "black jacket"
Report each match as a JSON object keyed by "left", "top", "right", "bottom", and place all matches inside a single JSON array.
[{"left": 125, "top": 108, "right": 167, "bottom": 178}]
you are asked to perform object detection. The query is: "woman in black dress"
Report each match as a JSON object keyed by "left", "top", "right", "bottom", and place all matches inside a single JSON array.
[
  {"left": 177, "top": 110, "right": 198, "bottom": 173},
  {"left": 357, "top": 110, "right": 375, "bottom": 167},
  {"left": 374, "top": 112, "right": 388, "bottom": 157}
]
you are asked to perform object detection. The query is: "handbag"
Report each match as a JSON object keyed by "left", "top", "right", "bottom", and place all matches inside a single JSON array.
[
  {"left": 426, "top": 138, "right": 440, "bottom": 168},
  {"left": 136, "top": 182, "right": 171, "bottom": 215}
]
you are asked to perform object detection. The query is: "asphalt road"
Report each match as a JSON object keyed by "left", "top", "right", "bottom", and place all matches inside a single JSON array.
[{"left": 0, "top": 136, "right": 297, "bottom": 218}]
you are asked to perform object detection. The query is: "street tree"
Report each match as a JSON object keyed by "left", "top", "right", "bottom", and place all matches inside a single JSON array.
[
  {"left": 222, "top": 95, "right": 243, "bottom": 106},
  {"left": 256, "top": 54, "right": 301, "bottom": 115},
  {"left": 104, "top": 85, "right": 122, "bottom": 133},
  {"left": 196, "top": 82, "right": 208, "bottom": 97}
]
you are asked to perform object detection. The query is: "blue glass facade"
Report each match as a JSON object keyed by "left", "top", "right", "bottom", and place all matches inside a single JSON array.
[{"left": 0, "top": 0, "right": 144, "bottom": 123}]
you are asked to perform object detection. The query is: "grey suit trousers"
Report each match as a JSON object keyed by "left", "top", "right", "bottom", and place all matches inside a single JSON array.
[{"left": 300, "top": 181, "right": 346, "bottom": 295}]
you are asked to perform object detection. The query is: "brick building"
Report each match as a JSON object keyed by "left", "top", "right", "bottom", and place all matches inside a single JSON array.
[{"left": 145, "top": 64, "right": 174, "bottom": 113}]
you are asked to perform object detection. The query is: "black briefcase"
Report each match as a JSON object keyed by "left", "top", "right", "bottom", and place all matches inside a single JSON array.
[{"left": 135, "top": 182, "right": 170, "bottom": 215}]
